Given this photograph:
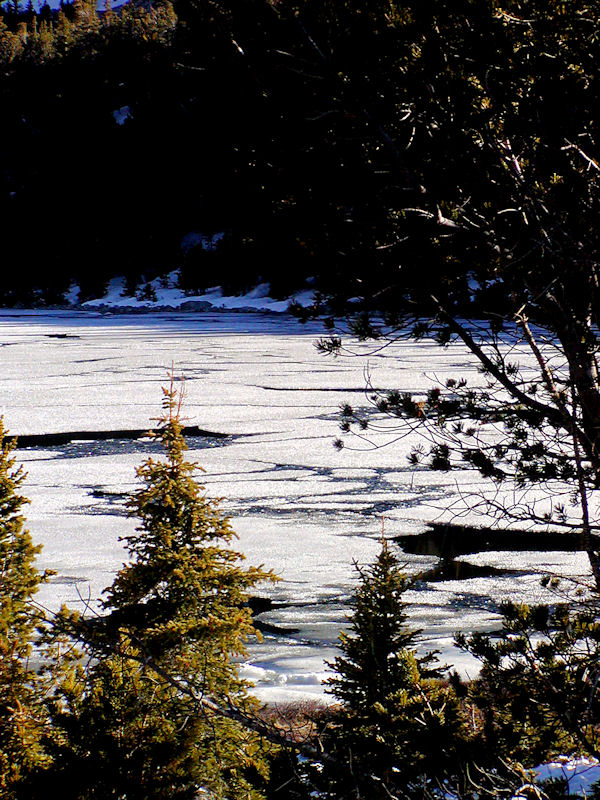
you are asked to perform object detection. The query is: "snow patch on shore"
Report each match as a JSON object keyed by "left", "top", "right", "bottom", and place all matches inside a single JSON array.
[
  {"left": 76, "top": 272, "right": 316, "bottom": 314},
  {"left": 532, "top": 757, "right": 600, "bottom": 796}
]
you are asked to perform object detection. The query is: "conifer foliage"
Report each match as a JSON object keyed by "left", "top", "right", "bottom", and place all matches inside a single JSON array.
[
  {"left": 45, "top": 380, "right": 274, "bottom": 799},
  {"left": 325, "top": 539, "right": 467, "bottom": 797},
  {"left": 327, "top": 538, "right": 425, "bottom": 710},
  {"left": 0, "top": 419, "right": 48, "bottom": 795},
  {"left": 458, "top": 601, "right": 600, "bottom": 766}
]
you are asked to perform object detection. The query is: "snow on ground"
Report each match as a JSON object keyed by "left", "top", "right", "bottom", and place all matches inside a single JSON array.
[
  {"left": 112, "top": 105, "right": 132, "bottom": 126},
  {"left": 79, "top": 273, "right": 317, "bottom": 314},
  {"left": 532, "top": 757, "right": 600, "bottom": 797},
  {"left": 0, "top": 306, "right": 591, "bottom": 703}
]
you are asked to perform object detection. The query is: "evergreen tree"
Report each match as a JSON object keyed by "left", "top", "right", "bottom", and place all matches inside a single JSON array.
[
  {"left": 325, "top": 539, "right": 467, "bottom": 798},
  {"left": 44, "top": 381, "right": 275, "bottom": 799},
  {"left": 0, "top": 418, "right": 49, "bottom": 796},
  {"left": 322, "top": 0, "right": 600, "bottom": 591},
  {"left": 327, "top": 538, "right": 427, "bottom": 710},
  {"left": 457, "top": 600, "right": 600, "bottom": 766}
]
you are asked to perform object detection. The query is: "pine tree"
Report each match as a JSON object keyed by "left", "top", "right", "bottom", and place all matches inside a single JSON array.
[
  {"left": 325, "top": 538, "right": 467, "bottom": 797},
  {"left": 327, "top": 538, "right": 426, "bottom": 710},
  {"left": 0, "top": 418, "right": 49, "bottom": 795},
  {"left": 45, "top": 381, "right": 275, "bottom": 799},
  {"left": 457, "top": 601, "right": 600, "bottom": 767}
]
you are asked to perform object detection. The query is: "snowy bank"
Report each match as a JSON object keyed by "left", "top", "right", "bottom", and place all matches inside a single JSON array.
[{"left": 73, "top": 273, "right": 316, "bottom": 314}]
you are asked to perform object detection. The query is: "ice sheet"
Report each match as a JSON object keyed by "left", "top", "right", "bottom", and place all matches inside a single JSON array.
[{"left": 1, "top": 310, "right": 589, "bottom": 702}]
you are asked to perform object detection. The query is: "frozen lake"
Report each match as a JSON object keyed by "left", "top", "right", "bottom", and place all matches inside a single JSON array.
[{"left": 0, "top": 309, "right": 589, "bottom": 703}]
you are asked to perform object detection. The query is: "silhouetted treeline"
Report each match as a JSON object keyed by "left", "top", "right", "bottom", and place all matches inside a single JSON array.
[{"left": 1, "top": 1, "right": 597, "bottom": 314}]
